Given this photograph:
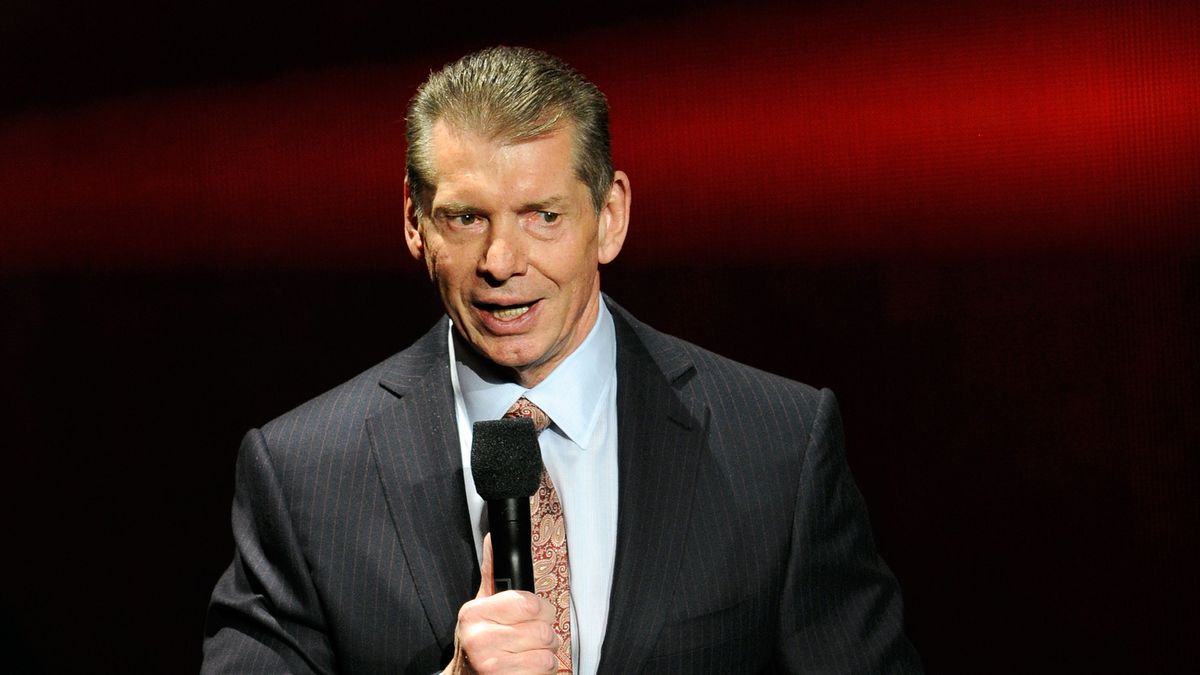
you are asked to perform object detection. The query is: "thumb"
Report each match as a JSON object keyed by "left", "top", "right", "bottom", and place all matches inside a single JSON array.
[{"left": 476, "top": 532, "right": 495, "bottom": 599}]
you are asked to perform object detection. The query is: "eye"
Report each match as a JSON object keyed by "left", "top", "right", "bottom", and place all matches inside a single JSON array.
[
  {"left": 451, "top": 213, "right": 479, "bottom": 227},
  {"left": 538, "top": 211, "right": 561, "bottom": 224}
]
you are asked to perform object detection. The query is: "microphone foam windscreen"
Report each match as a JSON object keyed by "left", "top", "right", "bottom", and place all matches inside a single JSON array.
[{"left": 471, "top": 418, "right": 543, "bottom": 499}]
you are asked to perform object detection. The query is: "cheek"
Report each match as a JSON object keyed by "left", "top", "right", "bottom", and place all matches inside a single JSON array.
[
  {"left": 558, "top": 245, "right": 600, "bottom": 289},
  {"left": 423, "top": 247, "right": 439, "bottom": 280},
  {"left": 421, "top": 234, "right": 451, "bottom": 280},
  {"left": 426, "top": 246, "right": 472, "bottom": 293}
]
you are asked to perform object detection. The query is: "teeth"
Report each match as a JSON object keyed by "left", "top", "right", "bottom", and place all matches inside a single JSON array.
[{"left": 491, "top": 305, "right": 530, "bottom": 320}]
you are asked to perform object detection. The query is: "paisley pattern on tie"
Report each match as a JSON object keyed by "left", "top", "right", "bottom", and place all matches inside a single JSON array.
[
  {"left": 504, "top": 397, "right": 572, "bottom": 674},
  {"left": 531, "top": 467, "right": 572, "bottom": 673},
  {"left": 504, "top": 396, "right": 551, "bottom": 433}
]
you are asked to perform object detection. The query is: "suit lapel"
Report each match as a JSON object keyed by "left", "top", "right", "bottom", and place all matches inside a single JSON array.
[
  {"left": 598, "top": 304, "right": 710, "bottom": 673},
  {"left": 360, "top": 305, "right": 710, "bottom": 669},
  {"left": 366, "top": 319, "right": 477, "bottom": 653}
]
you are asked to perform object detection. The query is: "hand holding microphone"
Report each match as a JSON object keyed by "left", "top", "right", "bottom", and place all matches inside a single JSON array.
[{"left": 444, "top": 419, "right": 559, "bottom": 674}]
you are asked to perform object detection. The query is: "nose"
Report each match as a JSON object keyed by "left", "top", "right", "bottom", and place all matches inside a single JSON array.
[{"left": 477, "top": 218, "right": 527, "bottom": 285}]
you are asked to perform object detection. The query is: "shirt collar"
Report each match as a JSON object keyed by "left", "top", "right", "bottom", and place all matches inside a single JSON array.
[{"left": 452, "top": 300, "right": 616, "bottom": 448}]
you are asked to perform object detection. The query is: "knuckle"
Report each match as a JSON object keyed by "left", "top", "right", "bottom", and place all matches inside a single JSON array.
[
  {"left": 524, "top": 592, "right": 542, "bottom": 615},
  {"left": 457, "top": 620, "right": 492, "bottom": 652}
]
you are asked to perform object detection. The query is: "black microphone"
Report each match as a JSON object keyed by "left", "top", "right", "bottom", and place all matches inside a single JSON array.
[{"left": 471, "top": 417, "right": 543, "bottom": 592}]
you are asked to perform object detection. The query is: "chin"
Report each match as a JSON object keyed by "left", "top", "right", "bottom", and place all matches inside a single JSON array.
[
  {"left": 471, "top": 338, "right": 537, "bottom": 368},
  {"left": 491, "top": 348, "right": 542, "bottom": 371}
]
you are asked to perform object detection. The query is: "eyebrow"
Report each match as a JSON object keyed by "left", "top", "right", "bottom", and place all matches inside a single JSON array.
[
  {"left": 432, "top": 196, "right": 570, "bottom": 216},
  {"left": 521, "top": 195, "right": 568, "bottom": 212},
  {"left": 431, "top": 202, "right": 479, "bottom": 216}
]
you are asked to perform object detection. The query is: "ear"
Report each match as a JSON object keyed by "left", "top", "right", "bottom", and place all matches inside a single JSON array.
[
  {"left": 597, "top": 170, "right": 631, "bottom": 265},
  {"left": 403, "top": 176, "right": 425, "bottom": 262}
]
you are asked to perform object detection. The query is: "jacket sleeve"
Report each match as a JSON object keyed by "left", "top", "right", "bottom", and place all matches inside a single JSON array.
[
  {"left": 202, "top": 429, "right": 337, "bottom": 675},
  {"left": 776, "top": 389, "right": 923, "bottom": 673}
]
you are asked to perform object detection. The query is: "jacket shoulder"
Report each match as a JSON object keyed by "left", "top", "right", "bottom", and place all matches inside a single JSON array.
[
  {"left": 255, "top": 318, "right": 448, "bottom": 457},
  {"left": 611, "top": 299, "right": 824, "bottom": 404}
]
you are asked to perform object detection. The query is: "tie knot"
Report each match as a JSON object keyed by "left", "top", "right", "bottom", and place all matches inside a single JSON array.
[{"left": 504, "top": 396, "right": 551, "bottom": 433}]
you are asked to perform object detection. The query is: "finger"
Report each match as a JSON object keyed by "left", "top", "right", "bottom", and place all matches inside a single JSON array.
[
  {"left": 477, "top": 532, "right": 495, "bottom": 599},
  {"left": 460, "top": 647, "right": 558, "bottom": 675},
  {"left": 457, "top": 618, "right": 559, "bottom": 665},
  {"left": 533, "top": 593, "right": 557, "bottom": 626},
  {"left": 454, "top": 593, "right": 560, "bottom": 674},
  {"left": 461, "top": 590, "right": 547, "bottom": 627}
]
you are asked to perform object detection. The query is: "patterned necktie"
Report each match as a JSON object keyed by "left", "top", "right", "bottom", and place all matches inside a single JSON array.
[{"left": 504, "top": 397, "right": 573, "bottom": 674}]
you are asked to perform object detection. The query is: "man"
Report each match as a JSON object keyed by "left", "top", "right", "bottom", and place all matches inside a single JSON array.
[{"left": 203, "top": 46, "right": 921, "bottom": 674}]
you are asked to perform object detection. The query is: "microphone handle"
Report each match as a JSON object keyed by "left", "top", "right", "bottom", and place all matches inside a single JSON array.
[{"left": 487, "top": 497, "right": 534, "bottom": 592}]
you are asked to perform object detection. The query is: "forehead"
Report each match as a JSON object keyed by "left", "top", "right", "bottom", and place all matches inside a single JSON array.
[{"left": 426, "top": 120, "right": 585, "bottom": 206}]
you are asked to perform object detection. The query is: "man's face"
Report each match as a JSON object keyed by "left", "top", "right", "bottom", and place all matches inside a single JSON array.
[{"left": 405, "top": 120, "right": 629, "bottom": 387}]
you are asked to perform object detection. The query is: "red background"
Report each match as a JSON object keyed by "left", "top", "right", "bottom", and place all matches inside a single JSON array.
[{"left": 2, "top": 1, "right": 1197, "bottom": 672}]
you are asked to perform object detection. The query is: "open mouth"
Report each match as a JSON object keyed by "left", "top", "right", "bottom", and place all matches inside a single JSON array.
[
  {"left": 492, "top": 305, "right": 530, "bottom": 320},
  {"left": 478, "top": 300, "right": 537, "bottom": 321}
]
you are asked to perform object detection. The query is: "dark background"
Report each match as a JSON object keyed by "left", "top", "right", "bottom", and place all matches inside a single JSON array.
[{"left": 2, "top": 1, "right": 1197, "bottom": 673}]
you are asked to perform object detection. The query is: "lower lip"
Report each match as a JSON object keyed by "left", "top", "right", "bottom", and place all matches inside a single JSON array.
[{"left": 475, "top": 301, "right": 540, "bottom": 335}]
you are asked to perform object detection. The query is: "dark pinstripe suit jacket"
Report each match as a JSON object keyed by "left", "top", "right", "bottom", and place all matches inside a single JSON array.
[{"left": 203, "top": 299, "right": 921, "bottom": 674}]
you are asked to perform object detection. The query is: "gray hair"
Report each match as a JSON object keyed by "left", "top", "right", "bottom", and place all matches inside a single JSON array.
[{"left": 406, "top": 46, "right": 612, "bottom": 217}]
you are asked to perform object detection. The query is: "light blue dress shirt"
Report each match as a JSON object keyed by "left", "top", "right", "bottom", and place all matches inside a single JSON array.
[{"left": 448, "top": 300, "right": 619, "bottom": 675}]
